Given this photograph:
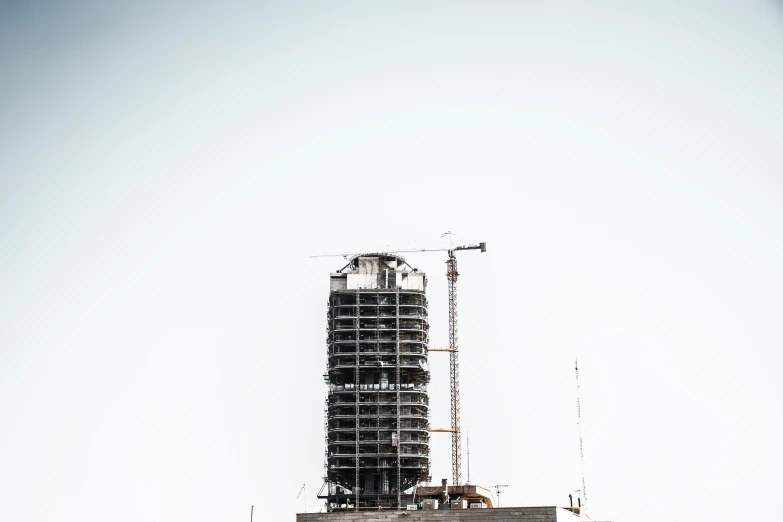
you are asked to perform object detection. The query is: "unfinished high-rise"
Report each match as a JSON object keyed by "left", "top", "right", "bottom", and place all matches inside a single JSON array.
[{"left": 320, "top": 254, "right": 431, "bottom": 511}]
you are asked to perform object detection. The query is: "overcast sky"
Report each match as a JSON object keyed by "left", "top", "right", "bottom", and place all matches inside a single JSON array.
[{"left": 1, "top": 1, "right": 782, "bottom": 521}]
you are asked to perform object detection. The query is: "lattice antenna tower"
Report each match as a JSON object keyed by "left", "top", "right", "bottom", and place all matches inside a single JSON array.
[{"left": 575, "top": 358, "right": 587, "bottom": 509}]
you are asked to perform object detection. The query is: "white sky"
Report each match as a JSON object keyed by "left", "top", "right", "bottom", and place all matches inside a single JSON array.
[{"left": 1, "top": 1, "right": 782, "bottom": 521}]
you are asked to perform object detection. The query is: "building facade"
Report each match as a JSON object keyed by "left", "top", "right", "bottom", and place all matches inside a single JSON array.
[{"left": 322, "top": 254, "right": 431, "bottom": 511}]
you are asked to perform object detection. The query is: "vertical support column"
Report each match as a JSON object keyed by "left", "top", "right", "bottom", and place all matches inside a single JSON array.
[
  {"left": 447, "top": 255, "right": 462, "bottom": 487},
  {"left": 376, "top": 290, "right": 381, "bottom": 504},
  {"left": 395, "top": 287, "right": 401, "bottom": 509},
  {"left": 355, "top": 289, "right": 360, "bottom": 510},
  {"left": 325, "top": 296, "right": 332, "bottom": 511}
]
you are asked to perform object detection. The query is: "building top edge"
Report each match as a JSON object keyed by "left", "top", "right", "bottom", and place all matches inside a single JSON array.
[
  {"left": 335, "top": 253, "right": 420, "bottom": 274},
  {"left": 328, "top": 287, "right": 426, "bottom": 293}
]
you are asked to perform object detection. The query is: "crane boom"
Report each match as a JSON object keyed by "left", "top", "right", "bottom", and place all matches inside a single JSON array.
[{"left": 309, "top": 243, "right": 486, "bottom": 259}]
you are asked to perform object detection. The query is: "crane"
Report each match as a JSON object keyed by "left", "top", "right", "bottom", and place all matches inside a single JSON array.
[
  {"left": 311, "top": 236, "right": 487, "bottom": 487},
  {"left": 442, "top": 238, "right": 485, "bottom": 487}
]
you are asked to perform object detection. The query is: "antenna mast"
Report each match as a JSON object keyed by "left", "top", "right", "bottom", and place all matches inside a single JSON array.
[
  {"left": 296, "top": 483, "right": 307, "bottom": 513},
  {"left": 467, "top": 433, "right": 470, "bottom": 483},
  {"left": 492, "top": 484, "right": 509, "bottom": 507},
  {"left": 575, "top": 358, "right": 587, "bottom": 509}
]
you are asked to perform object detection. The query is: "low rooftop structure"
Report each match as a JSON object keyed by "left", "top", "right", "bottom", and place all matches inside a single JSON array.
[
  {"left": 414, "top": 480, "right": 494, "bottom": 508},
  {"left": 297, "top": 506, "right": 585, "bottom": 521}
]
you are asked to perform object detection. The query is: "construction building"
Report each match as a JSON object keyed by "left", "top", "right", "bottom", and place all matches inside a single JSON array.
[
  {"left": 306, "top": 249, "right": 610, "bottom": 521},
  {"left": 320, "top": 254, "right": 431, "bottom": 511}
]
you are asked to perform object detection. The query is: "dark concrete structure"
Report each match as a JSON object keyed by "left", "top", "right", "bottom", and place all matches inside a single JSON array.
[{"left": 322, "top": 255, "right": 431, "bottom": 511}]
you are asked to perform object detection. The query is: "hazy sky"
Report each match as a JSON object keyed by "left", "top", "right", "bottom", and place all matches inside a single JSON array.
[{"left": 1, "top": 1, "right": 782, "bottom": 521}]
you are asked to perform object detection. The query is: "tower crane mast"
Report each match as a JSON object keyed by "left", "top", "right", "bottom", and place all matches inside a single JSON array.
[{"left": 444, "top": 241, "right": 485, "bottom": 486}]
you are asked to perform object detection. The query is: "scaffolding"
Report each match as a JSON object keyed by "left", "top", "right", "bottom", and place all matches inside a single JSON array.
[{"left": 320, "top": 255, "right": 431, "bottom": 511}]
